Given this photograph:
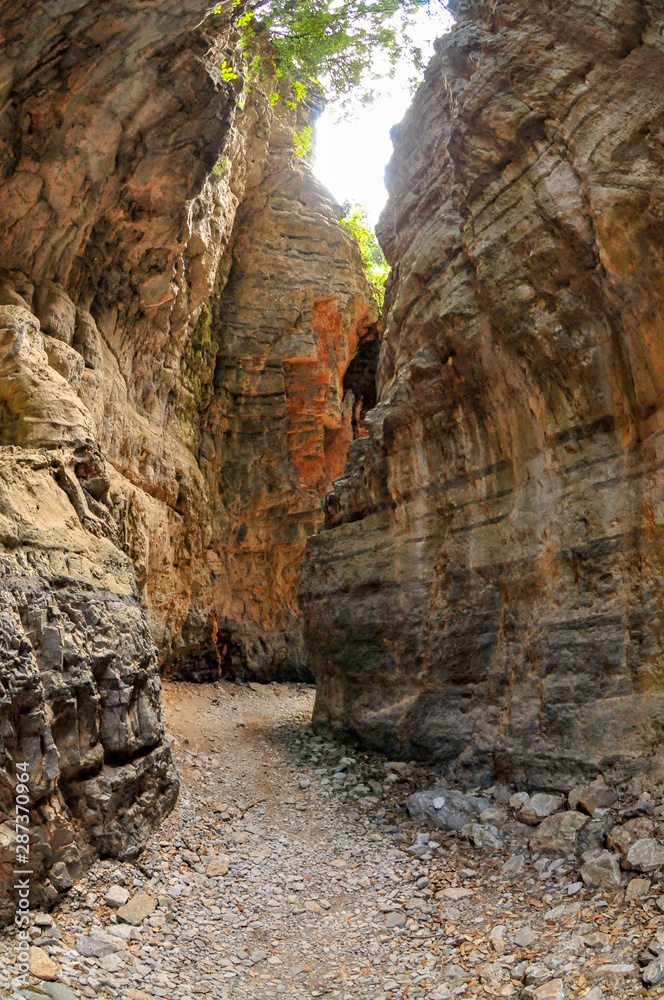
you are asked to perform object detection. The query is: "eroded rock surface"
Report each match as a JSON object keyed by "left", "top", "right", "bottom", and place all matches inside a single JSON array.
[
  {"left": 301, "top": 0, "right": 664, "bottom": 788},
  {"left": 0, "top": 0, "right": 374, "bottom": 921}
]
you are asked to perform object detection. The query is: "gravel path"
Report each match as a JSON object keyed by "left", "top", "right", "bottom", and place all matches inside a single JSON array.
[{"left": 2, "top": 680, "right": 663, "bottom": 1000}]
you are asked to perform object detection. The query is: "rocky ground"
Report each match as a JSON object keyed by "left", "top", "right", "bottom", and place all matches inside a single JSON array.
[{"left": 2, "top": 681, "right": 664, "bottom": 1000}]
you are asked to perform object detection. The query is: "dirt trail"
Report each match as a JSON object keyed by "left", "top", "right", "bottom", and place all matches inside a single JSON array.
[{"left": 2, "top": 680, "right": 658, "bottom": 1000}]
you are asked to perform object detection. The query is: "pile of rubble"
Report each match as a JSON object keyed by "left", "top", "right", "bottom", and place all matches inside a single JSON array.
[{"left": 408, "top": 775, "right": 664, "bottom": 989}]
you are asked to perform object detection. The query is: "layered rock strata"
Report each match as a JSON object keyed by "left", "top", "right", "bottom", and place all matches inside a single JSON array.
[
  {"left": 162, "top": 87, "right": 377, "bottom": 682},
  {"left": 301, "top": 0, "right": 664, "bottom": 790},
  {"left": 0, "top": 0, "right": 374, "bottom": 919}
]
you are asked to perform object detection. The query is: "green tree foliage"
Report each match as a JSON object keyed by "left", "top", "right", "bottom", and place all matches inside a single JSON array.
[
  {"left": 240, "top": 0, "right": 446, "bottom": 106},
  {"left": 340, "top": 203, "right": 389, "bottom": 307}
]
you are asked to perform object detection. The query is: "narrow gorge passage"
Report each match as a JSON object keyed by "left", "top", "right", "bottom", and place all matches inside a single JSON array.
[
  {"left": 5, "top": 2, "right": 664, "bottom": 999},
  {"left": 3, "top": 682, "right": 660, "bottom": 1000}
]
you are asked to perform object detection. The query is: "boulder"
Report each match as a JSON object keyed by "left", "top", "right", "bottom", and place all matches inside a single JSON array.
[
  {"left": 607, "top": 817, "right": 655, "bottom": 855},
  {"left": 517, "top": 793, "right": 564, "bottom": 826},
  {"left": 576, "top": 777, "right": 616, "bottom": 816},
  {"left": 407, "top": 789, "right": 491, "bottom": 831},
  {"left": 529, "top": 811, "right": 587, "bottom": 854},
  {"left": 580, "top": 850, "right": 622, "bottom": 888},
  {"left": 625, "top": 838, "right": 664, "bottom": 872},
  {"left": 461, "top": 822, "right": 503, "bottom": 849}
]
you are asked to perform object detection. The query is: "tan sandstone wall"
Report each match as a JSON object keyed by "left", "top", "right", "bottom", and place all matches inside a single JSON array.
[
  {"left": 0, "top": 0, "right": 374, "bottom": 921},
  {"left": 301, "top": 0, "right": 664, "bottom": 791}
]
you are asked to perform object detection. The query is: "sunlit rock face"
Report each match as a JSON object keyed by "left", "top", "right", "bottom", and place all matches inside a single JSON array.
[
  {"left": 301, "top": 0, "right": 664, "bottom": 790},
  {"left": 0, "top": 0, "right": 374, "bottom": 920}
]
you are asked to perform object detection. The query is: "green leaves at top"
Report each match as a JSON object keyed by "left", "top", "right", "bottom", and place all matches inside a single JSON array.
[{"left": 244, "top": 0, "right": 442, "bottom": 107}]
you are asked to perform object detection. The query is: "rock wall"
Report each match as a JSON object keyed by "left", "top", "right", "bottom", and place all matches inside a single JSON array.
[
  {"left": 163, "top": 88, "right": 377, "bottom": 682},
  {"left": 301, "top": 0, "right": 664, "bottom": 791},
  {"left": 0, "top": 0, "right": 374, "bottom": 920}
]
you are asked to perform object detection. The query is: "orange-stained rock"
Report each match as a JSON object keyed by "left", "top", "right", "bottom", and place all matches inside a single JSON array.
[{"left": 173, "top": 136, "right": 376, "bottom": 680}]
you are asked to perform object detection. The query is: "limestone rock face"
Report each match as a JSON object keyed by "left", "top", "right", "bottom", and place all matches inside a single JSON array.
[
  {"left": 0, "top": 0, "right": 374, "bottom": 921},
  {"left": 187, "top": 124, "right": 375, "bottom": 682},
  {"left": 301, "top": 0, "right": 664, "bottom": 788}
]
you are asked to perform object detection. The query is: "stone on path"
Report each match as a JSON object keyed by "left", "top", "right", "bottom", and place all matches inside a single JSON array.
[
  {"left": 644, "top": 954, "right": 664, "bottom": 986},
  {"left": 385, "top": 910, "right": 406, "bottom": 928},
  {"left": 529, "top": 811, "right": 586, "bottom": 853},
  {"left": 436, "top": 886, "right": 473, "bottom": 901},
  {"left": 607, "top": 816, "right": 654, "bottom": 854},
  {"left": 105, "top": 884, "right": 130, "bottom": 908},
  {"left": 502, "top": 854, "right": 525, "bottom": 876},
  {"left": 75, "top": 930, "right": 122, "bottom": 958},
  {"left": 510, "top": 791, "right": 530, "bottom": 810},
  {"left": 517, "top": 793, "right": 563, "bottom": 826},
  {"left": 580, "top": 850, "right": 622, "bottom": 888},
  {"left": 625, "top": 837, "right": 664, "bottom": 871},
  {"left": 206, "top": 854, "right": 230, "bottom": 877},
  {"left": 99, "top": 953, "right": 122, "bottom": 972},
  {"left": 522, "top": 978, "right": 564, "bottom": 1000},
  {"left": 43, "top": 984, "right": 80, "bottom": 1000},
  {"left": 29, "top": 945, "right": 60, "bottom": 981},
  {"left": 514, "top": 926, "right": 538, "bottom": 947},
  {"left": 407, "top": 788, "right": 491, "bottom": 831},
  {"left": 117, "top": 891, "right": 157, "bottom": 924},
  {"left": 524, "top": 964, "right": 552, "bottom": 986},
  {"left": 625, "top": 876, "right": 651, "bottom": 900},
  {"left": 461, "top": 821, "right": 503, "bottom": 849},
  {"left": 576, "top": 776, "right": 615, "bottom": 815}
]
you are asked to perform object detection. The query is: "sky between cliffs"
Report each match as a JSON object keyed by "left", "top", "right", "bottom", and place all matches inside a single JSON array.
[{"left": 314, "top": 5, "right": 453, "bottom": 224}]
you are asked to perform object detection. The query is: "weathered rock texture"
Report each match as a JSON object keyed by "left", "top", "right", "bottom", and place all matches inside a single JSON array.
[
  {"left": 0, "top": 0, "right": 374, "bottom": 921},
  {"left": 164, "top": 94, "right": 377, "bottom": 682},
  {"left": 301, "top": 0, "right": 664, "bottom": 790}
]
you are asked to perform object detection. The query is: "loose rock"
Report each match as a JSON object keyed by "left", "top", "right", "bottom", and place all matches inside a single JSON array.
[
  {"left": 117, "top": 891, "right": 156, "bottom": 924},
  {"left": 29, "top": 946, "right": 60, "bottom": 981},
  {"left": 529, "top": 811, "right": 587, "bottom": 853},
  {"left": 625, "top": 838, "right": 664, "bottom": 872},
  {"left": 517, "top": 793, "right": 564, "bottom": 826},
  {"left": 580, "top": 850, "right": 623, "bottom": 888}
]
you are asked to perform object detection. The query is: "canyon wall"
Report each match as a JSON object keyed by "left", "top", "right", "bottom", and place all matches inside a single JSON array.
[
  {"left": 0, "top": 0, "right": 374, "bottom": 920},
  {"left": 301, "top": 0, "right": 664, "bottom": 791}
]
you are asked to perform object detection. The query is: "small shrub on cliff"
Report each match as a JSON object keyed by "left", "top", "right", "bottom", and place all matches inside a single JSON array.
[
  {"left": 220, "top": 59, "right": 238, "bottom": 81},
  {"left": 340, "top": 203, "right": 389, "bottom": 306},
  {"left": 293, "top": 126, "right": 313, "bottom": 156},
  {"left": 212, "top": 154, "right": 231, "bottom": 176}
]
